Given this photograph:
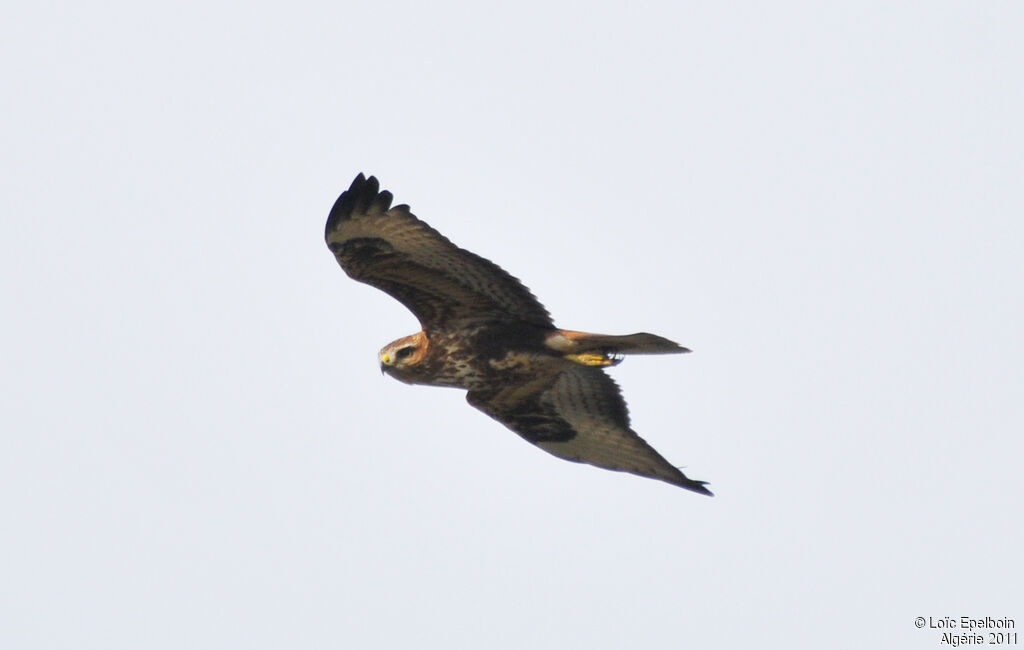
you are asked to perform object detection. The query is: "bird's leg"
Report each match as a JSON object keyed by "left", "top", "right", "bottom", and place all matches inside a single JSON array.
[{"left": 564, "top": 350, "right": 624, "bottom": 367}]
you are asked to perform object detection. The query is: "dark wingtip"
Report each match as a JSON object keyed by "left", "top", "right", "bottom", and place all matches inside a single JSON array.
[
  {"left": 325, "top": 173, "right": 394, "bottom": 241},
  {"left": 691, "top": 482, "right": 714, "bottom": 497},
  {"left": 673, "top": 472, "right": 713, "bottom": 496}
]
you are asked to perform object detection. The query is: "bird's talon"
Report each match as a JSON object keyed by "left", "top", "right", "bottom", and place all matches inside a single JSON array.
[{"left": 565, "top": 352, "right": 621, "bottom": 367}]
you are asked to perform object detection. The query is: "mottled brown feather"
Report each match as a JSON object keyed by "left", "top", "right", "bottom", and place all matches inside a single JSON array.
[
  {"left": 325, "top": 174, "right": 552, "bottom": 334},
  {"left": 468, "top": 365, "right": 712, "bottom": 495}
]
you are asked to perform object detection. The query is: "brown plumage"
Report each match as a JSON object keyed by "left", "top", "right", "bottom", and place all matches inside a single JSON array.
[{"left": 325, "top": 173, "right": 711, "bottom": 495}]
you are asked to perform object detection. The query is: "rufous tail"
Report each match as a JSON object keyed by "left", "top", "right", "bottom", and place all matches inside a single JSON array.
[{"left": 546, "top": 330, "right": 690, "bottom": 366}]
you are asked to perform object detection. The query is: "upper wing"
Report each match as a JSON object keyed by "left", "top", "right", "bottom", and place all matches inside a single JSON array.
[
  {"left": 325, "top": 174, "right": 553, "bottom": 333},
  {"left": 467, "top": 364, "right": 712, "bottom": 495}
]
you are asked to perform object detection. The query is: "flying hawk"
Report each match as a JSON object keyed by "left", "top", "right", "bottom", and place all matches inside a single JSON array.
[{"left": 325, "top": 174, "right": 711, "bottom": 495}]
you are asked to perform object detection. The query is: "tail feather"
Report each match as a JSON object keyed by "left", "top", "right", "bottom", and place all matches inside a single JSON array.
[{"left": 546, "top": 330, "right": 690, "bottom": 355}]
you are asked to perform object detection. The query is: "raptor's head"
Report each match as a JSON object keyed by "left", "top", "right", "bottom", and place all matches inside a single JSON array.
[{"left": 379, "top": 331, "right": 429, "bottom": 384}]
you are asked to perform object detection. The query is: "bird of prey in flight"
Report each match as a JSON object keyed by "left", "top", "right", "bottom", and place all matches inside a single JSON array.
[{"left": 325, "top": 174, "right": 711, "bottom": 495}]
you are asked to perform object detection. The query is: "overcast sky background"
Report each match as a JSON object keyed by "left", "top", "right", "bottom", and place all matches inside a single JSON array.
[{"left": 2, "top": 2, "right": 1021, "bottom": 648}]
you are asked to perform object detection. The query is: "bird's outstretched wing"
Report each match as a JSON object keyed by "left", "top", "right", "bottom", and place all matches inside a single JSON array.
[
  {"left": 467, "top": 364, "right": 712, "bottom": 495},
  {"left": 325, "top": 174, "right": 553, "bottom": 333}
]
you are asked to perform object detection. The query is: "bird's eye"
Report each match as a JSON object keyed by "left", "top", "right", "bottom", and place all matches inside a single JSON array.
[{"left": 395, "top": 346, "right": 415, "bottom": 361}]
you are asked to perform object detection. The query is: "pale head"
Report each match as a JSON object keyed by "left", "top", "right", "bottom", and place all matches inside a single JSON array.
[{"left": 379, "top": 331, "right": 429, "bottom": 383}]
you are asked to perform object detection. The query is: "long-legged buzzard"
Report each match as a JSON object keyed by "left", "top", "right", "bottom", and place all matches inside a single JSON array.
[{"left": 325, "top": 174, "right": 711, "bottom": 495}]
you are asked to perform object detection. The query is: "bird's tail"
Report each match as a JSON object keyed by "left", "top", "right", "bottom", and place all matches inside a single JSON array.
[{"left": 545, "top": 330, "right": 689, "bottom": 367}]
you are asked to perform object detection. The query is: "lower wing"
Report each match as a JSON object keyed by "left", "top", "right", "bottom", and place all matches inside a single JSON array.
[{"left": 467, "top": 365, "right": 711, "bottom": 495}]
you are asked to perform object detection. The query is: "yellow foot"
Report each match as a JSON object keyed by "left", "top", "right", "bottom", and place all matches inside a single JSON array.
[{"left": 565, "top": 352, "right": 623, "bottom": 367}]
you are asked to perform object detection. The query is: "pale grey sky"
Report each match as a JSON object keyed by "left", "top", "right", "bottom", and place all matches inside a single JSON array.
[{"left": 2, "top": 1, "right": 1021, "bottom": 648}]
